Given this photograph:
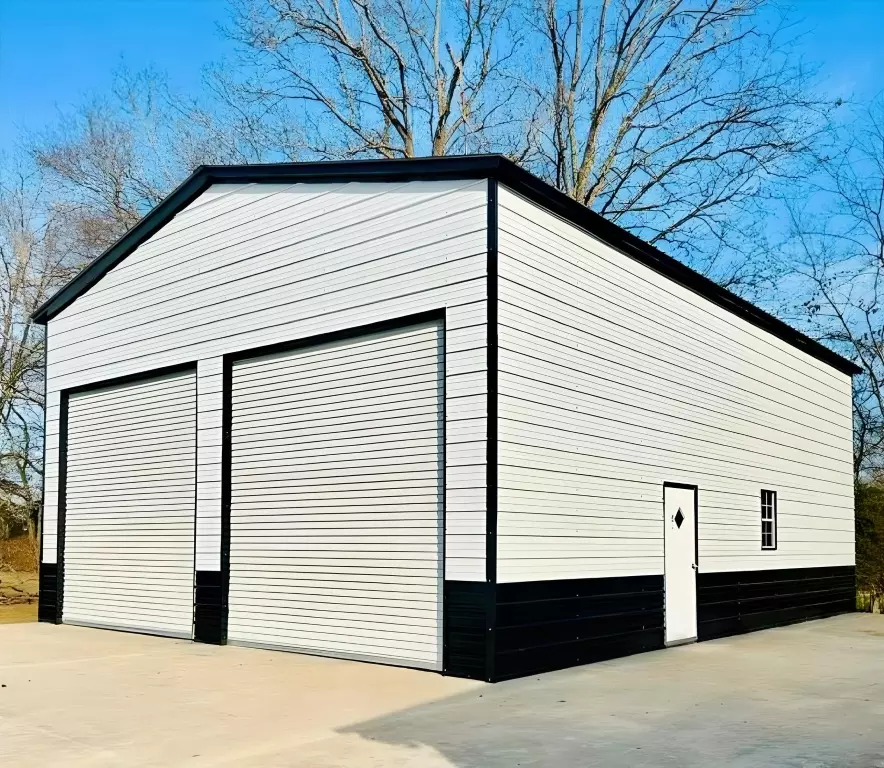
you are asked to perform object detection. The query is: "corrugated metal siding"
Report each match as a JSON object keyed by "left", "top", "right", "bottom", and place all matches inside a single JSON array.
[
  {"left": 494, "top": 576, "right": 664, "bottom": 680},
  {"left": 42, "top": 179, "right": 488, "bottom": 581},
  {"left": 496, "top": 185, "right": 855, "bottom": 582},
  {"left": 62, "top": 370, "right": 196, "bottom": 636},
  {"left": 227, "top": 321, "right": 444, "bottom": 669},
  {"left": 696, "top": 566, "right": 856, "bottom": 640}
]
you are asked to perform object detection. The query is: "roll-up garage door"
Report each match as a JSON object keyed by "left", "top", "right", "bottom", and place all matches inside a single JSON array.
[
  {"left": 62, "top": 370, "right": 196, "bottom": 637},
  {"left": 228, "top": 321, "right": 444, "bottom": 669}
]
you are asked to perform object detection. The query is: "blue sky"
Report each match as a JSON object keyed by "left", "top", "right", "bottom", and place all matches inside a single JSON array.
[
  {"left": 0, "top": 0, "right": 227, "bottom": 152},
  {"left": 1, "top": 0, "right": 883, "bottom": 154}
]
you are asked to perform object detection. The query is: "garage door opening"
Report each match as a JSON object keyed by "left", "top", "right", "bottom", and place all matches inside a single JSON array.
[
  {"left": 227, "top": 320, "right": 444, "bottom": 669},
  {"left": 61, "top": 369, "right": 197, "bottom": 638}
]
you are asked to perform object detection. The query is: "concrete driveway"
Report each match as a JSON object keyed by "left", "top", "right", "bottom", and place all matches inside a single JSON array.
[{"left": 0, "top": 614, "right": 882, "bottom": 767}]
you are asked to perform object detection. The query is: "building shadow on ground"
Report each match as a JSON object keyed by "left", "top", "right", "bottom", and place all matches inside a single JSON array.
[{"left": 336, "top": 628, "right": 884, "bottom": 768}]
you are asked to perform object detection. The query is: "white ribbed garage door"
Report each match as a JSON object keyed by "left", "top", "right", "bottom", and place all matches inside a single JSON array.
[
  {"left": 62, "top": 370, "right": 196, "bottom": 637},
  {"left": 228, "top": 321, "right": 444, "bottom": 669}
]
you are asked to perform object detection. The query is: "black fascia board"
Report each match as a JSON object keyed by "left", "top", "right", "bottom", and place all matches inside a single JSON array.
[{"left": 31, "top": 154, "right": 861, "bottom": 376}]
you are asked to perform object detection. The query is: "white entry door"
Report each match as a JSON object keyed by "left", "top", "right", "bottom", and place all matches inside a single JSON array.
[{"left": 663, "top": 483, "right": 698, "bottom": 645}]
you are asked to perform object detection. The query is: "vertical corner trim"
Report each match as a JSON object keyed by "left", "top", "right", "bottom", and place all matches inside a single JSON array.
[{"left": 485, "top": 177, "right": 499, "bottom": 681}]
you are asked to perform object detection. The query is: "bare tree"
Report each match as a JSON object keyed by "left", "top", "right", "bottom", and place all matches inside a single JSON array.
[
  {"left": 32, "top": 68, "right": 264, "bottom": 263},
  {"left": 768, "top": 99, "right": 884, "bottom": 609},
  {"left": 782, "top": 103, "right": 884, "bottom": 481},
  {"left": 6, "top": 71, "right": 265, "bottom": 543},
  {"left": 520, "top": 0, "right": 831, "bottom": 286},
  {"left": 221, "top": 0, "right": 522, "bottom": 158},
  {"left": 856, "top": 480, "right": 884, "bottom": 611},
  {"left": 0, "top": 159, "right": 81, "bottom": 544},
  {"left": 219, "top": 0, "right": 827, "bottom": 290}
]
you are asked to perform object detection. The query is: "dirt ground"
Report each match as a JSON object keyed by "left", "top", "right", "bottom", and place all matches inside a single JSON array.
[
  {"left": 0, "top": 570, "right": 38, "bottom": 624},
  {"left": 0, "top": 536, "right": 39, "bottom": 625},
  {"left": 0, "top": 601, "right": 37, "bottom": 625},
  {"left": 0, "top": 537, "right": 39, "bottom": 624}
]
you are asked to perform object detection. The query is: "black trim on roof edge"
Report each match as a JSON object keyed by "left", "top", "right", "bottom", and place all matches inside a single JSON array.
[{"left": 31, "top": 154, "right": 861, "bottom": 376}]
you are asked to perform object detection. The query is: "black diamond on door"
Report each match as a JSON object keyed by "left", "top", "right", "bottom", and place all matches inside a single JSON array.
[{"left": 674, "top": 508, "right": 685, "bottom": 528}]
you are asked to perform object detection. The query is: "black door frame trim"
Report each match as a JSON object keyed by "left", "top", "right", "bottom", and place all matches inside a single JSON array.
[
  {"left": 662, "top": 481, "right": 700, "bottom": 645},
  {"left": 61, "top": 361, "right": 197, "bottom": 396},
  {"left": 52, "top": 361, "right": 198, "bottom": 627},
  {"left": 53, "top": 394, "right": 68, "bottom": 625},
  {"left": 223, "top": 309, "right": 446, "bottom": 365},
  {"left": 219, "top": 309, "right": 448, "bottom": 666}
]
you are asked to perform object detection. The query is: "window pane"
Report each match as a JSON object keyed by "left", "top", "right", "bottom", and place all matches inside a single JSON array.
[{"left": 761, "top": 490, "right": 777, "bottom": 549}]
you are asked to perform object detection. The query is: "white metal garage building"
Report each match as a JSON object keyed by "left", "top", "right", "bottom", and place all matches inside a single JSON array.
[{"left": 35, "top": 156, "right": 859, "bottom": 681}]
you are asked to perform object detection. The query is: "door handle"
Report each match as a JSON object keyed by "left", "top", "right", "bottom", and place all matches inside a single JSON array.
[{"left": 691, "top": 564, "right": 698, "bottom": 571}]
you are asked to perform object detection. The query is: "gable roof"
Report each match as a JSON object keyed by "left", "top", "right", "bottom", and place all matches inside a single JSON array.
[{"left": 32, "top": 154, "right": 861, "bottom": 376}]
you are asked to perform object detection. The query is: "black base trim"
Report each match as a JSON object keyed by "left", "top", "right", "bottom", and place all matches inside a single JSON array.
[
  {"left": 697, "top": 565, "right": 855, "bottom": 641},
  {"left": 493, "top": 575, "right": 664, "bottom": 681},
  {"left": 444, "top": 581, "right": 492, "bottom": 680},
  {"left": 37, "top": 562, "right": 59, "bottom": 624},
  {"left": 446, "top": 568, "right": 855, "bottom": 681},
  {"left": 194, "top": 570, "right": 224, "bottom": 644}
]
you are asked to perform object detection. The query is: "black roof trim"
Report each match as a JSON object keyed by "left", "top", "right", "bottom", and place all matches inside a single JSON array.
[{"left": 32, "top": 154, "right": 861, "bottom": 376}]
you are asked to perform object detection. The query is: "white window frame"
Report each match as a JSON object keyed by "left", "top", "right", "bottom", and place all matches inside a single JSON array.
[{"left": 761, "top": 489, "right": 777, "bottom": 550}]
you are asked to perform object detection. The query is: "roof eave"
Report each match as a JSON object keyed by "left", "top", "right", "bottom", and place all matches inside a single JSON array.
[
  {"left": 491, "top": 161, "right": 863, "bottom": 377},
  {"left": 32, "top": 168, "right": 213, "bottom": 325},
  {"left": 31, "top": 154, "right": 862, "bottom": 377}
]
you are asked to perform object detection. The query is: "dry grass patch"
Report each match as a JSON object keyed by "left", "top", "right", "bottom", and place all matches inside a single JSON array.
[
  {"left": 0, "top": 535, "right": 38, "bottom": 572},
  {"left": 0, "top": 537, "right": 39, "bottom": 623},
  {"left": 0, "top": 601, "right": 37, "bottom": 624}
]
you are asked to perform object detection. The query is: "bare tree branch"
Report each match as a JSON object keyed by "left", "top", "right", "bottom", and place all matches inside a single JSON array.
[
  {"left": 0, "top": 157, "right": 81, "bottom": 536},
  {"left": 777, "top": 102, "right": 884, "bottom": 481},
  {"left": 523, "top": 0, "right": 832, "bottom": 288},
  {"left": 219, "top": 0, "right": 522, "bottom": 158}
]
